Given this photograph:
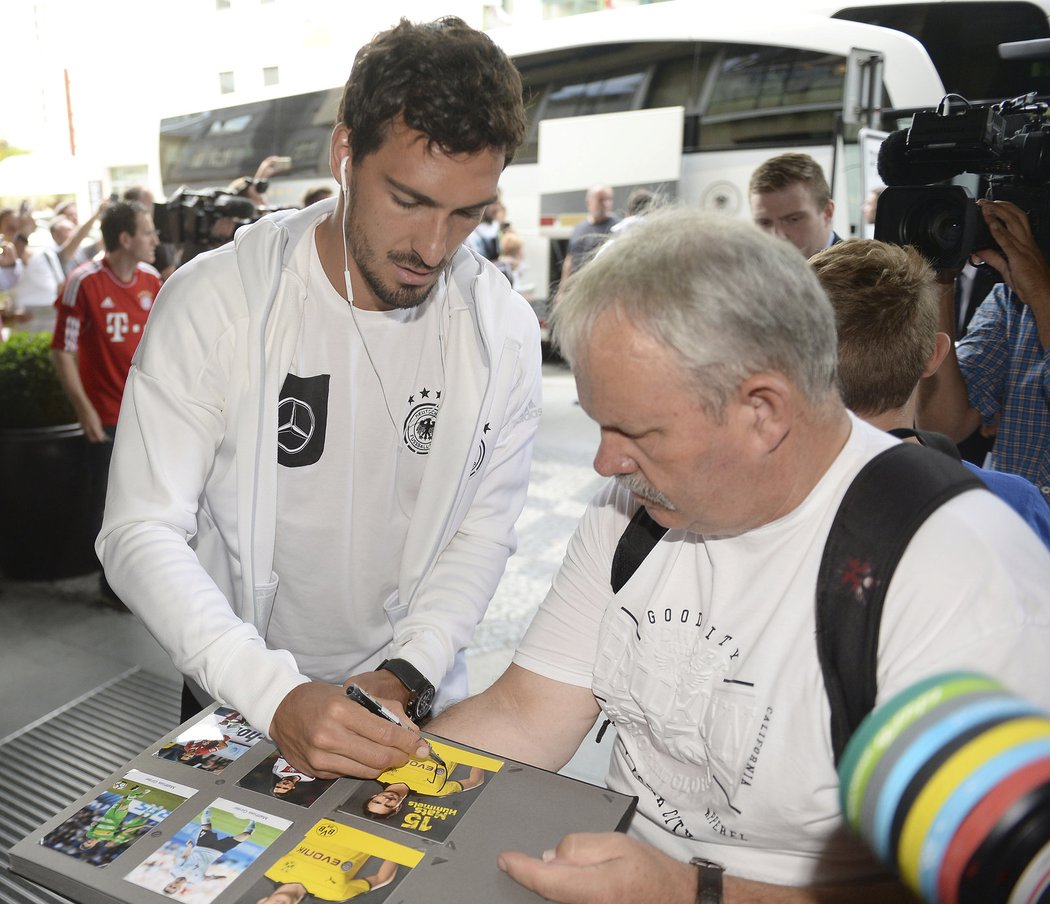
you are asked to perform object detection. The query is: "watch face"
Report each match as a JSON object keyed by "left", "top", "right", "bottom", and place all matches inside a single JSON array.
[{"left": 413, "top": 686, "right": 435, "bottom": 720}]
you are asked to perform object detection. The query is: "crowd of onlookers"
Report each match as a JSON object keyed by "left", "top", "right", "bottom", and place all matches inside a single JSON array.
[
  {"left": 0, "top": 190, "right": 172, "bottom": 340},
  {"left": 0, "top": 169, "right": 338, "bottom": 343},
  {"left": 1, "top": 197, "right": 103, "bottom": 335}
]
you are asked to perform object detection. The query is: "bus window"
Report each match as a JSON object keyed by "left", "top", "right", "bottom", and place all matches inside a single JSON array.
[
  {"left": 516, "top": 40, "right": 702, "bottom": 162},
  {"left": 543, "top": 70, "right": 649, "bottom": 120},
  {"left": 699, "top": 46, "right": 846, "bottom": 149},
  {"left": 834, "top": 2, "right": 1050, "bottom": 100},
  {"left": 649, "top": 47, "right": 711, "bottom": 153},
  {"left": 648, "top": 48, "right": 712, "bottom": 111},
  {"left": 517, "top": 38, "right": 858, "bottom": 158},
  {"left": 206, "top": 114, "right": 253, "bottom": 136},
  {"left": 159, "top": 87, "right": 339, "bottom": 190}
]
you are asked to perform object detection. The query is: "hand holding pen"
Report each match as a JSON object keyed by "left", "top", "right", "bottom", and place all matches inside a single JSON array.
[
  {"left": 268, "top": 679, "right": 433, "bottom": 781},
  {"left": 345, "top": 684, "right": 448, "bottom": 772}
]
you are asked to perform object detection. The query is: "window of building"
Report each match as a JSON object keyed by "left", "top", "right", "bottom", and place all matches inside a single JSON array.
[
  {"left": 263, "top": 66, "right": 279, "bottom": 86},
  {"left": 219, "top": 70, "right": 235, "bottom": 95}
]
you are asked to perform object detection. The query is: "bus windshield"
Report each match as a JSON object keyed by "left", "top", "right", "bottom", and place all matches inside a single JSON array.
[{"left": 834, "top": 1, "right": 1050, "bottom": 101}]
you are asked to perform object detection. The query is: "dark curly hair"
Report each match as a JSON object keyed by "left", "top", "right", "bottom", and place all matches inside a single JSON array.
[{"left": 337, "top": 17, "right": 526, "bottom": 167}]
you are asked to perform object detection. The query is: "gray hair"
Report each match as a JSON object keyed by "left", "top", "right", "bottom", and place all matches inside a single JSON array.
[
  {"left": 49, "top": 216, "right": 74, "bottom": 240},
  {"left": 552, "top": 207, "right": 838, "bottom": 415}
]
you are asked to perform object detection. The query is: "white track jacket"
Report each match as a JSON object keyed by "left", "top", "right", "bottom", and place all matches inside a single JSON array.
[{"left": 98, "top": 200, "right": 542, "bottom": 734}]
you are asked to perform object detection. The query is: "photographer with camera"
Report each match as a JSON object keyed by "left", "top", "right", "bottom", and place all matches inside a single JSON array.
[
  {"left": 917, "top": 198, "right": 1050, "bottom": 502},
  {"left": 157, "top": 187, "right": 262, "bottom": 269},
  {"left": 158, "top": 157, "right": 298, "bottom": 271}
]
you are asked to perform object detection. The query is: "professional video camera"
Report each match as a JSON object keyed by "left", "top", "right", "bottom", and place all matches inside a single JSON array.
[
  {"left": 874, "top": 92, "right": 1050, "bottom": 269},
  {"left": 154, "top": 186, "right": 262, "bottom": 247}
]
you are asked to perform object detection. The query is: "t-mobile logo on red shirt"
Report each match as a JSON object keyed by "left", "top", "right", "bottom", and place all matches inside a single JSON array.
[{"left": 106, "top": 310, "right": 130, "bottom": 342}]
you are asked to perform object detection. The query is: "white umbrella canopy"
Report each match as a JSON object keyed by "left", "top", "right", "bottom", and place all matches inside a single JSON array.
[{"left": 0, "top": 152, "right": 86, "bottom": 202}]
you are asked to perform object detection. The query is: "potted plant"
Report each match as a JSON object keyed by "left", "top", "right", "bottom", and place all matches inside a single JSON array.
[{"left": 0, "top": 331, "right": 100, "bottom": 579}]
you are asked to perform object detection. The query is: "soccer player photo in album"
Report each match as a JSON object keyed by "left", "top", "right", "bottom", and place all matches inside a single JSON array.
[{"left": 338, "top": 738, "right": 502, "bottom": 843}]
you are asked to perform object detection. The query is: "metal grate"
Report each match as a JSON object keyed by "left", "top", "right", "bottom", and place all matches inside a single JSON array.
[{"left": 0, "top": 668, "right": 180, "bottom": 904}]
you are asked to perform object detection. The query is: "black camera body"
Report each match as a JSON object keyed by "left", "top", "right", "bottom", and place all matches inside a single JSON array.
[
  {"left": 155, "top": 187, "right": 261, "bottom": 247},
  {"left": 875, "top": 93, "right": 1050, "bottom": 269}
]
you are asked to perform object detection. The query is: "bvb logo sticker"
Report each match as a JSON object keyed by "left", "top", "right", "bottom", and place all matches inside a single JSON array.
[{"left": 403, "top": 388, "right": 440, "bottom": 455}]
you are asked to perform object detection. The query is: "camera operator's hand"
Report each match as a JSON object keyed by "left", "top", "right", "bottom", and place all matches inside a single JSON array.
[
  {"left": 210, "top": 217, "right": 237, "bottom": 241},
  {"left": 975, "top": 199, "right": 1050, "bottom": 347},
  {"left": 975, "top": 200, "right": 1050, "bottom": 305}
]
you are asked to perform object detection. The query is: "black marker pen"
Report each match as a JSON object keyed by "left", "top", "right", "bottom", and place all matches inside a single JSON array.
[{"left": 345, "top": 684, "right": 447, "bottom": 771}]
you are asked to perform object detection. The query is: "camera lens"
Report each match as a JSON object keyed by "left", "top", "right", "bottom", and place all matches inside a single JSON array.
[
  {"left": 874, "top": 186, "right": 984, "bottom": 270},
  {"left": 900, "top": 199, "right": 963, "bottom": 252}
]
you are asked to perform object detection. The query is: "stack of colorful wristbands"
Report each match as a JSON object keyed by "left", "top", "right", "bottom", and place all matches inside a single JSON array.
[{"left": 837, "top": 671, "right": 1050, "bottom": 904}]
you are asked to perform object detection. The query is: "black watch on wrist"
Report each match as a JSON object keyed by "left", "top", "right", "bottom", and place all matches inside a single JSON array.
[
  {"left": 377, "top": 658, "right": 435, "bottom": 723},
  {"left": 689, "top": 857, "right": 725, "bottom": 904}
]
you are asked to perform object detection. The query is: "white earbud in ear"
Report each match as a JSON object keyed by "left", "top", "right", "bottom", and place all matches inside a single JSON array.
[{"left": 340, "top": 156, "right": 349, "bottom": 193}]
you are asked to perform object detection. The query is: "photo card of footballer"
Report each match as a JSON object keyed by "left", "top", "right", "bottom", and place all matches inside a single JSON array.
[
  {"left": 123, "top": 797, "right": 291, "bottom": 904},
  {"left": 238, "top": 818, "right": 423, "bottom": 904},
  {"left": 337, "top": 738, "right": 504, "bottom": 843},
  {"left": 153, "top": 706, "right": 266, "bottom": 774},
  {"left": 39, "top": 769, "right": 197, "bottom": 868},
  {"left": 238, "top": 752, "right": 338, "bottom": 808}
]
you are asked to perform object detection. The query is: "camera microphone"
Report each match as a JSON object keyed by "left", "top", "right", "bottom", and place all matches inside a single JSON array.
[{"left": 877, "top": 129, "right": 965, "bottom": 186}]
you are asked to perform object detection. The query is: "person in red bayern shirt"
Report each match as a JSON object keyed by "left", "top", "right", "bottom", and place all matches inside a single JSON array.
[{"left": 51, "top": 200, "right": 160, "bottom": 602}]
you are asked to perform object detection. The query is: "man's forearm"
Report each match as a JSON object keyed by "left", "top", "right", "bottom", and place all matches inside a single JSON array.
[
  {"left": 500, "top": 831, "right": 917, "bottom": 904},
  {"left": 50, "top": 348, "right": 101, "bottom": 435},
  {"left": 59, "top": 205, "right": 103, "bottom": 263},
  {"left": 429, "top": 664, "right": 598, "bottom": 771}
]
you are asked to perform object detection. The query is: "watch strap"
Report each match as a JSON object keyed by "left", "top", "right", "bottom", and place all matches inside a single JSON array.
[
  {"left": 377, "top": 658, "right": 435, "bottom": 722},
  {"left": 690, "top": 858, "right": 724, "bottom": 904}
]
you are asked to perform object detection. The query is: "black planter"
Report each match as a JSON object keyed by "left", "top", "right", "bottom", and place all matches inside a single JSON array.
[{"left": 0, "top": 423, "right": 100, "bottom": 580}]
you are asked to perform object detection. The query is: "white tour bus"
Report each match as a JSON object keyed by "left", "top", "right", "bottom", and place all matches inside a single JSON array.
[{"left": 157, "top": 0, "right": 1050, "bottom": 335}]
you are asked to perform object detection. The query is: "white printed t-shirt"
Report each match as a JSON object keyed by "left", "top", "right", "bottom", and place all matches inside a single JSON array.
[
  {"left": 514, "top": 415, "right": 1050, "bottom": 886},
  {"left": 268, "top": 231, "right": 445, "bottom": 684}
]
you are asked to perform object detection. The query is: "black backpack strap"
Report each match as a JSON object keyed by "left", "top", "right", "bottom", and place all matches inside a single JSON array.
[
  {"left": 887, "top": 426, "right": 962, "bottom": 460},
  {"left": 816, "top": 443, "right": 984, "bottom": 764},
  {"left": 611, "top": 506, "right": 668, "bottom": 593}
]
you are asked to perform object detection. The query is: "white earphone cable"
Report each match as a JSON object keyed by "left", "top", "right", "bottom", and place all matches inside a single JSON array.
[{"left": 339, "top": 156, "right": 400, "bottom": 438}]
